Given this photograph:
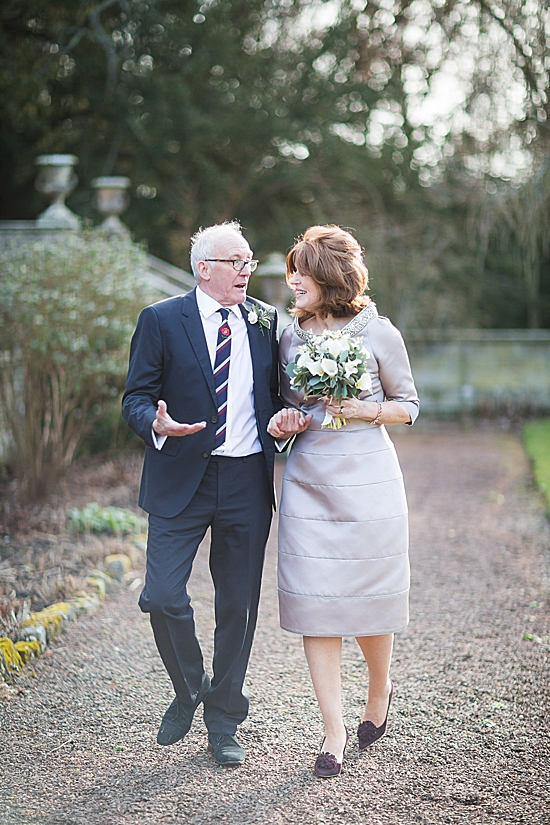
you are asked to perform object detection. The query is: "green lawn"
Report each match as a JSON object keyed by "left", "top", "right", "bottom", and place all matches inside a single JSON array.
[{"left": 524, "top": 419, "right": 550, "bottom": 516}]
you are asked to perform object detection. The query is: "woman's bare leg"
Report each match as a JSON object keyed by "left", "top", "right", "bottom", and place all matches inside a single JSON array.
[
  {"left": 355, "top": 633, "right": 394, "bottom": 725},
  {"left": 303, "top": 636, "right": 347, "bottom": 761}
]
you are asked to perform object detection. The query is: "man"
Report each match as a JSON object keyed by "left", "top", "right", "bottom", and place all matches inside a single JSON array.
[{"left": 122, "top": 221, "right": 308, "bottom": 766}]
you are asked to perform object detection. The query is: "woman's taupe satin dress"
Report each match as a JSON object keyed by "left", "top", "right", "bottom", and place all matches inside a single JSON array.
[{"left": 278, "top": 304, "right": 419, "bottom": 637}]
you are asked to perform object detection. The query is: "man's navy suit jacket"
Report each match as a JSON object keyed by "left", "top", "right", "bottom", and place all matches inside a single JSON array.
[{"left": 122, "top": 289, "right": 282, "bottom": 518}]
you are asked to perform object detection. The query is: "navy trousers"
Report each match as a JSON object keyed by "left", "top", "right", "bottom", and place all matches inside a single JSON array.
[{"left": 139, "top": 452, "right": 272, "bottom": 734}]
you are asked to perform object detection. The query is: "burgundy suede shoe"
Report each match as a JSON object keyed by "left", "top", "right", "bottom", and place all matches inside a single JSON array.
[
  {"left": 314, "top": 729, "right": 349, "bottom": 778},
  {"left": 358, "top": 683, "right": 394, "bottom": 750}
]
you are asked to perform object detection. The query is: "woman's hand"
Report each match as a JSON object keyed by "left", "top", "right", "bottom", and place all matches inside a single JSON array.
[
  {"left": 324, "top": 398, "right": 412, "bottom": 425},
  {"left": 325, "top": 398, "right": 378, "bottom": 422},
  {"left": 267, "top": 408, "right": 312, "bottom": 439}
]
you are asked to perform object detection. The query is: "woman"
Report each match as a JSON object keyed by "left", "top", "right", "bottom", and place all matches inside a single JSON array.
[{"left": 268, "top": 226, "right": 419, "bottom": 777}]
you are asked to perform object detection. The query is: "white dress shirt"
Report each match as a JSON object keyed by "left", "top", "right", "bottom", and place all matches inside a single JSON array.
[{"left": 153, "top": 287, "right": 262, "bottom": 457}]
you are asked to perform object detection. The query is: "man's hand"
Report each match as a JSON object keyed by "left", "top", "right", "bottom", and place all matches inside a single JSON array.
[
  {"left": 153, "top": 400, "right": 207, "bottom": 437},
  {"left": 267, "top": 408, "right": 312, "bottom": 439}
]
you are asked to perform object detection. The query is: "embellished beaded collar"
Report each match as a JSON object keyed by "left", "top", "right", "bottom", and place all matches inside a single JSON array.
[{"left": 293, "top": 303, "right": 378, "bottom": 342}]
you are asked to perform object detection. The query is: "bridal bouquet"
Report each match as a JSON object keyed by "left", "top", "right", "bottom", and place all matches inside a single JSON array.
[{"left": 286, "top": 330, "right": 372, "bottom": 429}]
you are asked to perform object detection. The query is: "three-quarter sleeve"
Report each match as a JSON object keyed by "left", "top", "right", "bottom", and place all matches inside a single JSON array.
[{"left": 367, "top": 317, "right": 419, "bottom": 425}]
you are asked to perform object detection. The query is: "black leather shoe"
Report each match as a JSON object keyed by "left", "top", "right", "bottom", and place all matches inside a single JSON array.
[
  {"left": 157, "top": 673, "right": 211, "bottom": 746},
  {"left": 208, "top": 733, "right": 245, "bottom": 766}
]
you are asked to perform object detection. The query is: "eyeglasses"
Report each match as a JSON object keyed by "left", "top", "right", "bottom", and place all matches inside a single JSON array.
[{"left": 203, "top": 258, "right": 259, "bottom": 273}]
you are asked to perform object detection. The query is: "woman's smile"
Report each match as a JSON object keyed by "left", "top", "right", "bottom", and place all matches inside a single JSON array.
[{"left": 291, "top": 272, "right": 321, "bottom": 310}]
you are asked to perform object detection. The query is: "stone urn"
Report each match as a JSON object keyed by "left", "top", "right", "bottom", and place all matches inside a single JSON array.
[
  {"left": 91, "top": 176, "right": 131, "bottom": 236},
  {"left": 35, "top": 154, "right": 81, "bottom": 228}
]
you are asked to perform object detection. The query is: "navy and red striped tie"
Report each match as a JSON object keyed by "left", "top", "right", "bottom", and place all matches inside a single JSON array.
[{"left": 213, "top": 308, "right": 231, "bottom": 448}]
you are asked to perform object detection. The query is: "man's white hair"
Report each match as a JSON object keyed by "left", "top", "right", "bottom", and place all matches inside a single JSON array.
[{"left": 190, "top": 220, "right": 244, "bottom": 282}]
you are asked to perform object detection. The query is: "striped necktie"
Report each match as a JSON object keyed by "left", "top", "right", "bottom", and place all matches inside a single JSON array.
[{"left": 213, "top": 308, "right": 231, "bottom": 448}]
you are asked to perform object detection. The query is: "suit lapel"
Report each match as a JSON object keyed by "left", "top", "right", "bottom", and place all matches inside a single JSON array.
[
  {"left": 181, "top": 289, "right": 217, "bottom": 406},
  {"left": 240, "top": 302, "right": 271, "bottom": 402}
]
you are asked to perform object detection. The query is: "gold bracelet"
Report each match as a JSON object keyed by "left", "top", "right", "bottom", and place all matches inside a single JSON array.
[{"left": 370, "top": 402, "right": 383, "bottom": 426}]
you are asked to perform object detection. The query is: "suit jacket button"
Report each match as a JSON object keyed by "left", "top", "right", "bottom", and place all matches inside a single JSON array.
[
  {"left": 211, "top": 416, "right": 218, "bottom": 423},
  {"left": 203, "top": 452, "right": 209, "bottom": 459}
]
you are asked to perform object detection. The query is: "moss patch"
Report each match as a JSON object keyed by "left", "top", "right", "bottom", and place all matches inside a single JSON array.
[
  {"left": 21, "top": 603, "right": 70, "bottom": 642},
  {"left": 0, "top": 638, "right": 24, "bottom": 681},
  {"left": 14, "top": 640, "right": 42, "bottom": 665}
]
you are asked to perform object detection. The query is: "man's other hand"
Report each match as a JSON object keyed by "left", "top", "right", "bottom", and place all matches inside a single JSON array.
[{"left": 153, "top": 400, "right": 207, "bottom": 437}]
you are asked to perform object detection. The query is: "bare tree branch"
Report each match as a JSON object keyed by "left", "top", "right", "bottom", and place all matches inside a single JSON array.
[
  {"left": 477, "top": 0, "right": 544, "bottom": 104},
  {"left": 61, "top": 28, "right": 89, "bottom": 54},
  {"left": 101, "top": 126, "right": 124, "bottom": 175},
  {"left": 89, "top": 0, "right": 121, "bottom": 97}
]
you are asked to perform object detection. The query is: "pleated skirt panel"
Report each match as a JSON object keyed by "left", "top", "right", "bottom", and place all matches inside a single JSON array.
[{"left": 278, "top": 423, "right": 410, "bottom": 637}]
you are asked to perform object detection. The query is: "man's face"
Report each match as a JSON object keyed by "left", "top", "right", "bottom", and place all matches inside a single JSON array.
[{"left": 198, "top": 234, "right": 254, "bottom": 306}]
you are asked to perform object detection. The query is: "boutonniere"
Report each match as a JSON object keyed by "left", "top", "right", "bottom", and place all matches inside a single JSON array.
[{"left": 244, "top": 303, "right": 273, "bottom": 336}]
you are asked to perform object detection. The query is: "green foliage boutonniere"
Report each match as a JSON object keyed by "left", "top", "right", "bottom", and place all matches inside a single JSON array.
[{"left": 244, "top": 303, "right": 273, "bottom": 336}]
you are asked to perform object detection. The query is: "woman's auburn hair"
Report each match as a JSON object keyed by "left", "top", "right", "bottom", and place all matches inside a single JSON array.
[{"left": 286, "top": 225, "right": 371, "bottom": 319}]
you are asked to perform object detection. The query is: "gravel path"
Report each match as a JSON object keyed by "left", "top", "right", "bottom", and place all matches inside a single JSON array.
[{"left": 1, "top": 426, "right": 549, "bottom": 825}]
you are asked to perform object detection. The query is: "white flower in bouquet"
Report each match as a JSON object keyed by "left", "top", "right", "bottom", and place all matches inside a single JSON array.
[
  {"left": 296, "top": 352, "right": 323, "bottom": 375},
  {"left": 286, "top": 329, "right": 372, "bottom": 429},
  {"left": 321, "top": 358, "right": 338, "bottom": 377},
  {"left": 324, "top": 338, "right": 347, "bottom": 359},
  {"left": 357, "top": 371, "right": 372, "bottom": 392},
  {"left": 344, "top": 358, "right": 361, "bottom": 378}
]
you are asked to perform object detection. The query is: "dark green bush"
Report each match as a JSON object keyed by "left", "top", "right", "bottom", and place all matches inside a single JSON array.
[{"left": 0, "top": 232, "right": 152, "bottom": 498}]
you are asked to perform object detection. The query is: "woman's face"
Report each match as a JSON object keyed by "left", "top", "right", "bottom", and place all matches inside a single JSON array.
[{"left": 289, "top": 269, "right": 322, "bottom": 313}]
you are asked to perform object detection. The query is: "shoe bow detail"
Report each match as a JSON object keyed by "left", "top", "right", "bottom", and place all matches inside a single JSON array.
[
  {"left": 314, "top": 751, "right": 341, "bottom": 777},
  {"left": 357, "top": 719, "right": 382, "bottom": 749},
  {"left": 316, "top": 752, "right": 339, "bottom": 770}
]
